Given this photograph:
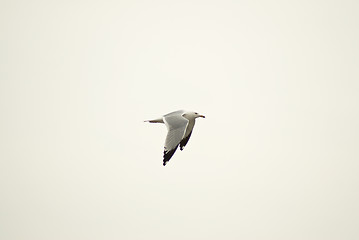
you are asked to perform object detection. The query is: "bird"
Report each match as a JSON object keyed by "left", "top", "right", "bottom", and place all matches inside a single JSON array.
[{"left": 145, "top": 110, "right": 205, "bottom": 166}]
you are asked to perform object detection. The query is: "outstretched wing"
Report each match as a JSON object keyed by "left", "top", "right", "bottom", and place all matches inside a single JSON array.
[
  {"left": 180, "top": 131, "right": 192, "bottom": 150},
  {"left": 179, "top": 119, "right": 195, "bottom": 150},
  {"left": 163, "top": 113, "right": 188, "bottom": 166}
]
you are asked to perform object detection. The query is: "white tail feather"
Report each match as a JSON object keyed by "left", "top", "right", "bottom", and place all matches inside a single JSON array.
[{"left": 144, "top": 118, "right": 164, "bottom": 123}]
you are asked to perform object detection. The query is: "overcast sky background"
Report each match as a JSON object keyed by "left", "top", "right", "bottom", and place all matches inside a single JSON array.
[{"left": 1, "top": 0, "right": 359, "bottom": 239}]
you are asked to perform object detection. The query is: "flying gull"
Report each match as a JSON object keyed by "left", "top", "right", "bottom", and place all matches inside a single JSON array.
[{"left": 145, "top": 110, "right": 205, "bottom": 166}]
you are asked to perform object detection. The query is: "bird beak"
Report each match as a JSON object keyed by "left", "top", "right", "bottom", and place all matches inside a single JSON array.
[{"left": 199, "top": 115, "right": 205, "bottom": 118}]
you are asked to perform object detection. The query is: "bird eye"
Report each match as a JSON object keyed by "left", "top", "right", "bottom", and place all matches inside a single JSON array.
[{"left": 195, "top": 112, "right": 198, "bottom": 114}]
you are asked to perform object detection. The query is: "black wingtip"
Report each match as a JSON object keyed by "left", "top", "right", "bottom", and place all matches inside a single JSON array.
[
  {"left": 163, "top": 146, "right": 178, "bottom": 166},
  {"left": 179, "top": 131, "right": 192, "bottom": 151}
]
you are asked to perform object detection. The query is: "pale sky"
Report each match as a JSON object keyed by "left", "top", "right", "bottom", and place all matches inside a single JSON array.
[{"left": 1, "top": 0, "right": 359, "bottom": 239}]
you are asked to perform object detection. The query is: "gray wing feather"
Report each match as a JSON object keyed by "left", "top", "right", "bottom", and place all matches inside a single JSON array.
[
  {"left": 180, "top": 119, "right": 195, "bottom": 150},
  {"left": 164, "top": 110, "right": 185, "bottom": 118},
  {"left": 163, "top": 114, "right": 189, "bottom": 152}
]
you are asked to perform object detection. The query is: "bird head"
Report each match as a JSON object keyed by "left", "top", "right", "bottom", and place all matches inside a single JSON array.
[{"left": 183, "top": 111, "right": 205, "bottom": 119}]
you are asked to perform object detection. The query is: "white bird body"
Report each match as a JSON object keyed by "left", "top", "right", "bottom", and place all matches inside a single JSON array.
[{"left": 145, "top": 110, "right": 205, "bottom": 166}]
